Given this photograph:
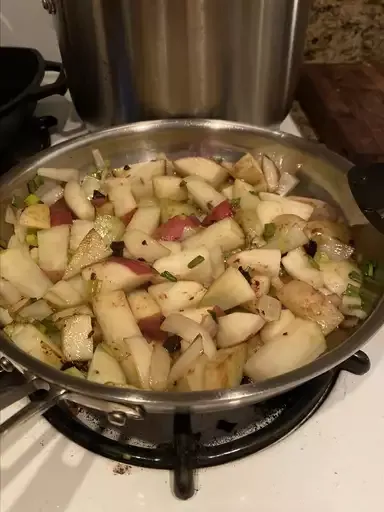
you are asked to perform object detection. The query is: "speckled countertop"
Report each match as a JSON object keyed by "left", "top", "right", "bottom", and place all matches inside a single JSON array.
[{"left": 293, "top": 0, "right": 384, "bottom": 138}]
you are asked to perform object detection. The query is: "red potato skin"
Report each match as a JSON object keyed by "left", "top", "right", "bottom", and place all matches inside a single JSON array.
[
  {"left": 202, "top": 200, "right": 233, "bottom": 227},
  {"left": 91, "top": 197, "right": 108, "bottom": 208},
  {"left": 44, "top": 270, "right": 64, "bottom": 283},
  {"left": 50, "top": 198, "right": 73, "bottom": 226},
  {"left": 213, "top": 305, "right": 225, "bottom": 318},
  {"left": 154, "top": 215, "right": 200, "bottom": 241},
  {"left": 120, "top": 208, "right": 137, "bottom": 226},
  {"left": 108, "top": 256, "right": 155, "bottom": 275},
  {"left": 138, "top": 313, "right": 167, "bottom": 342}
]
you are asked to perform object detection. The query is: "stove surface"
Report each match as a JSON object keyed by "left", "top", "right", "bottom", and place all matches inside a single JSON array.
[
  {"left": 1, "top": 330, "right": 384, "bottom": 512},
  {"left": 1, "top": 88, "right": 384, "bottom": 512}
]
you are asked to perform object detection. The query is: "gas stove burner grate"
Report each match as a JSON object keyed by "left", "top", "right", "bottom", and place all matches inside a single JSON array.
[
  {"left": 33, "top": 351, "right": 370, "bottom": 500},
  {"left": 0, "top": 115, "right": 57, "bottom": 173}
]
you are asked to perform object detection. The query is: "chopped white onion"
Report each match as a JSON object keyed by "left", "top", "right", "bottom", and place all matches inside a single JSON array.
[
  {"left": 168, "top": 335, "right": 204, "bottom": 385},
  {"left": 161, "top": 313, "right": 216, "bottom": 359},
  {"left": 275, "top": 172, "right": 299, "bottom": 196},
  {"left": 149, "top": 344, "right": 171, "bottom": 391}
]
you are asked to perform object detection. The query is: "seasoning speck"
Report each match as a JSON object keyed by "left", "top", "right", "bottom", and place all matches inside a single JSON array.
[
  {"left": 113, "top": 463, "right": 131, "bottom": 475},
  {"left": 142, "top": 240, "right": 148, "bottom": 246}
]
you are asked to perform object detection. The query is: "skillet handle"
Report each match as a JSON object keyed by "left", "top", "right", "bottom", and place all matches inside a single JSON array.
[
  {"left": 0, "top": 388, "right": 66, "bottom": 438},
  {"left": 348, "top": 162, "right": 384, "bottom": 234},
  {"left": 0, "top": 360, "right": 67, "bottom": 438},
  {"left": 28, "top": 60, "right": 67, "bottom": 101}
]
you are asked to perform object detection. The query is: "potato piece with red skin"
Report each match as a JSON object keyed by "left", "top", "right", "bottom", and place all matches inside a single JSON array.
[
  {"left": 138, "top": 314, "right": 167, "bottom": 342},
  {"left": 50, "top": 198, "right": 73, "bottom": 226},
  {"left": 202, "top": 200, "right": 233, "bottom": 226},
  {"left": 127, "top": 289, "right": 166, "bottom": 342},
  {"left": 120, "top": 208, "right": 137, "bottom": 226},
  {"left": 153, "top": 215, "right": 200, "bottom": 241},
  {"left": 82, "top": 257, "right": 155, "bottom": 293}
]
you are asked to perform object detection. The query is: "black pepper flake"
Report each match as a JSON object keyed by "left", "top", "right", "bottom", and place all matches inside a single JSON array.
[
  {"left": 141, "top": 240, "right": 148, "bottom": 246},
  {"left": 88, "top": 330, "right": 94, "bottom": 338},
  {"left": 90, "top": 272, "right": 97, "bottom": 280},
  {"left": 163, "top": 335, "right": 181, "bottom": 354},
  {"left": 138, "top": 257, "right": 146, "bottom": 262},
  {"left": 110, "top": 240, "right": 125, "bottom": 257},
  {"left": 283, "top": 332, "right": 288, "bottom": 336},
  {"left": 238, "top": 266, "right": 252, "bottom": 284},
  {"left": 92, "top": 190, "right": 106, "bottom": 199},
  {"left": 124, "top": 164, "right": 130, "bottom": 170},
  {"left": 304, "top": 240, "right": 317, "bottom": 258},
  {"left": 73, "top": 361, "right": 90, "bottom": 373}
]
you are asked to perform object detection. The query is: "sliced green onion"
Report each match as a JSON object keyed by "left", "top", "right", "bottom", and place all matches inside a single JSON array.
[
  {"left": 314, "top": 251, "right": 330, "bottom": 265},
  {"left": 308, "top": 257, "right": 320, "bottom": 270},
  {"left": 362, "top": 260, "right": 376, "bottom": 278},
  {"left": 263, "top": 222, "right": 276, "bottom": 240},
  {"left": 230, "top": 198, "right": 241, "bottom": 209},
  {"left": 345, "top": 283, "right": 360, "bottom": 297},
  {"left": 27, "top": 176, "right": 44, "bottom": 194},
  {"left": 25, "top": 233, "right": 38, "bottom": 247},
  {"left": 187, "top": 255, "right": 205, "bottom": 269},
  {"left": 160, "top": 271, "right": 177, "bottom": 282},
  {"left": 360, "top": 287, "right": 378, "bottom": 314},
  {"left": 12, "top": 195, "right": 24, "bottom": 209},
  {"left": 35, "top": 322, "right": 47, "bottom": 334},
  {"left": 91, "top": 169, "right": 103, "bottom": 180},
  {"left": 41, "top": 319, "right": 59, "bottom": 334},
  {"left": 208, "top": 309, "right": 218, "bottom": 323},
  {"left": 24, "top": 194, "right": 40, "bottom": 206},
  {"left": 349, "top": 270, "right": 362, "bottom": 284}
]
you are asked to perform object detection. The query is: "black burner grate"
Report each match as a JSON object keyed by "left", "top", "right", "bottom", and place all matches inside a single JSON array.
[
  {"left": 34, "top": 351, "right": 370, "bottom": 500},
  {"left": 0, "top": 115, "right": 56, "bottom": 174}
]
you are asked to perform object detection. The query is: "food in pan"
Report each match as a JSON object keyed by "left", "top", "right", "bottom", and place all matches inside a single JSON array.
[{"left": 0, "top": 149, "right": 377, "bottom": 391}]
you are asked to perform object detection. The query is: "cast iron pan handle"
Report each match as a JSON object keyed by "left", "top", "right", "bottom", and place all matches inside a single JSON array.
[
  {"left": 29, "top": 60, "right": 67, "bottom": 101},
  {"left": 348, "top": 162, "right": 384, "bottom": 234}
]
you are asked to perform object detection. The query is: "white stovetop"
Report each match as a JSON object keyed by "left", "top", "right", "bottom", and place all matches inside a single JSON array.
[{"left": 1, "top": 95, "right": 384, "bottom": 512}]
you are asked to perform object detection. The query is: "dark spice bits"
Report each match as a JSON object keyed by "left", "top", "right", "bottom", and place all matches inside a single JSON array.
[
  {"left": 238, "top": 266, "right": 252, "bottom": 284},
  {"left": 163, "top": 335, "right": 181, "bottom": 353},
  {"left": 110, "top": 240, "right": 125, "bottom": 257},
  {"left": 92, "top": 190, "right": 106, "bottom": 199},
  {"left": 304, "top": 240, "right": 317, "bottom": 258},
  {"left": 141, "top": 240, "right": 148, "bottom": 246},
  {"left": 124, "top": 164, "right": 130, "bottom": 170},
  {"left": 90, "top": 272, "right": 97, "bottom": 281}
]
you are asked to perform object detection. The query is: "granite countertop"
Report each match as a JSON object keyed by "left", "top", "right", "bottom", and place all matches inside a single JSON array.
[
  {"left": 305, "top": 0, "right": 384, "bottom": 64},
  {"left": 292, "top": 0, "right": 384, "bottom": 139}
]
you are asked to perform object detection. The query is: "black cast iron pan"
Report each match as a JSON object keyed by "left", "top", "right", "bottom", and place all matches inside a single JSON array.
[{"left": 0, "top": 47, "right": 67, "bottom": 152}]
